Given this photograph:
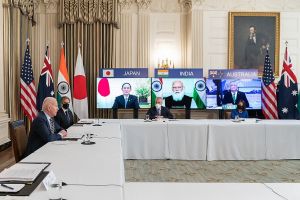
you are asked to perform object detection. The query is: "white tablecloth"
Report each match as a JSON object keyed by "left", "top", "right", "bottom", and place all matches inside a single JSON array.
[
  {"left": 22, "top": 138, "right": 124, "bottom": 186},
  {"left": 263, "top": 120, "right": 300, "bottom": 160},
  {"left": 121, "top": 119, "right": 169, "bottom": 159},
  {"left": 167, "top": 120, "right": 208, "bottom": 160},
  {"left": 124, "top": 183, "right": 286, "bottom": 200},
  {"left": 207, "top": 120, "right": 266, "bottom": 160},
  {"left": 67, "top": 123, "right": 121, "bottom": 139},
  {"left": 7, "top": 185, "right": 123, "bottom": 200}
]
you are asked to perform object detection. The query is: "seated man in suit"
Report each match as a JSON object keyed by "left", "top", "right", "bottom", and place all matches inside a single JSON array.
[
  {"left": 165, "top": 80, "right": 192, "bottom": 109},
  {"left": 146, "top": 97, "right": 174, "bottom": 120},
  {"left": 112, "top": 83, "right": 140, "bottom": 109},
  {"left": 222, "top": 81, "right": 249, "bottom": 108},
  {"left": 55, "top": 96, "right": 74, "bottom": 129},
  {"left": 25, "top": 97, "right": 68, "bottom": 155}
]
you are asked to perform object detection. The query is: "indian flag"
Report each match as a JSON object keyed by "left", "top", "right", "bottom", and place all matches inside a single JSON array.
[
  {"left": 151, "top": 78, "right": 163, "bottom": 106},
  {"left": 57, "top": 45, "right": 73, "bottom": 111},
  {"left": 193, "top": 79, "right": 206, "bottom": 109},
  {"left": 157, "top": 69, "right": 169, "bottom": 77}
]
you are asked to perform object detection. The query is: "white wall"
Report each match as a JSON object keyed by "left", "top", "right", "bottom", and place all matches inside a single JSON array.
[
  {"left": 202, "top": 11, "right": 300, "bottom": 79},
  {"left": 150, "top": 13, "right": 181, "bottom": 68},
  {"left": 118, "top": 0, "right": 300, "bottom": 80}
]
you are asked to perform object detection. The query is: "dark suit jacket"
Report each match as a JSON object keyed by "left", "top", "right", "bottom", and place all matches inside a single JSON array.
[
  {"left": 165, "top": 95, "right": 192, "bottom": 109},
  {"left": 25, "top": 112, "right": 63, "bottom": 155},
  {"left": 112, "top": 95, "right": 140, "bottom": 109},
  {"left": 54, "top": 108, "right": 74, "bottom": 129},
  {"left": 222, "top": 91, "right": 249, "bottom": 108},
  {"left": 146, "top": 106, "right": 174, "bottom": 120}
]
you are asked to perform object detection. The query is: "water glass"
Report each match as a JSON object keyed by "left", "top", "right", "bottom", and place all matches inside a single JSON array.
[
  {"left": 145, "top": 114, "right": 150, "bottom": 120},
  {"left": 48, "top": 180, "right": 62, "bottom": 200}
]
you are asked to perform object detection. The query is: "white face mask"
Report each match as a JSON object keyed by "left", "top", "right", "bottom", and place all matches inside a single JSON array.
[{"left": 155, "top": 104, "right": 161, "bottom": 109}]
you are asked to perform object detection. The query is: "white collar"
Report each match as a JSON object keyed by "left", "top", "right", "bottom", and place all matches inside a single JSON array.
[{"left": 43, "top": 111, "right": 52, "bottom": 125}]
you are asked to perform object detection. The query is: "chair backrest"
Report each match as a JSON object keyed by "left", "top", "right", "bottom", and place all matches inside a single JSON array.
[{"left": 9, "top": 120, "right": 27, "bottom": 162}]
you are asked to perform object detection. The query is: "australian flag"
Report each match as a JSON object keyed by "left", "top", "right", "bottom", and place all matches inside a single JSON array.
[
  {"left": 36, "top": 46, "right": 55, "bottom": 111},
  {"left": 277, "top": 46, "right": 299, "bottom": 119}
]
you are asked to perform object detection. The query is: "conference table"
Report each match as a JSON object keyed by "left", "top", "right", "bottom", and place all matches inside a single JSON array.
[
  {"left": 121, "top": 119, "right": 300, "bottom": 161},
  {"left": 121, "top": 119, "right": 208, "bottom": 160},
  {"left": 18, "top": 123, "right": 125, "bottom": 200},
  {"left": 4, "top": 118, "right": 300, "bottom": 199}
]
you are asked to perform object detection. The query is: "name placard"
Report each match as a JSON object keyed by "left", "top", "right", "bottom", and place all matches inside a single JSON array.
[
  {"left": 99, "top": 68, "right": 148, "bottom": 78},
  {"left": 154, "top": 68, "right": 203, "bottom": 78},
  {"left": 208, "top": 69, "right": 258, "bottom": 79}
]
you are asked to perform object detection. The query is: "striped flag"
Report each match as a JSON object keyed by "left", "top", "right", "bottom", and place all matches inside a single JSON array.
[
  {"left": 36, "top": 46, "right": 55, "bottom": 111},
  {"left": 277, "top": 46, "right": 299, "bottom": 119},
  {"left": 20, "top": 44, "right": 38, "bottom": 121},
  {"left": 73, "top": 46, "right": 88, "bottom": 119},
  {"left": 262, "top": 50, "right": 278, "bottom": 119},
  {"left": 57, "top": 45, "right": 73, "bottom": 111}
]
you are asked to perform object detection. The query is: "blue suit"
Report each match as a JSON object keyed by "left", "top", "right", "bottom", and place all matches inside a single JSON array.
[
  {"left": 25, "top": 111, "right": 63, "bottom": 155},
  {"left": 231, "top": 109, "right": 249, "bottom": 119},
  {"left": 112, "top": 95, "right": 140, "bottom": 109}
]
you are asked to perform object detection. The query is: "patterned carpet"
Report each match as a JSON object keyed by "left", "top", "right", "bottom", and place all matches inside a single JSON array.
[{"left": 125, "top": 160, "right": 300, "bottom": 182}]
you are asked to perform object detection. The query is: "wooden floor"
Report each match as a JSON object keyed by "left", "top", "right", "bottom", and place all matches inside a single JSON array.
[{"left": 0, "top": 146, "right": 15, "bottom": 171}]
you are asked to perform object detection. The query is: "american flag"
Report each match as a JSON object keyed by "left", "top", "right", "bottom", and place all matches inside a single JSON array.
[
  {"left": 20, "top": 44, "right": 38, "bottom": 121},
  {"left": 262, "top": 50, "right": 278, "bottom": 119},
  {"left": 36, "top": 46, "right": 55, "bottom": 111},
  {"left": 277, "top": 46, "right": 299, "bottom": 119}
]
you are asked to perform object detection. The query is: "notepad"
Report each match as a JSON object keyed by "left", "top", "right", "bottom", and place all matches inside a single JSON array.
[
  {"left": 0, "top": 163, "right": 49, "bottom": 183},
  {"left": 0, "top": 184, "right": 25, "bottom": 193}
]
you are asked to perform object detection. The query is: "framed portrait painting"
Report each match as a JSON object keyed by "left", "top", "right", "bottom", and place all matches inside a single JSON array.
[{"left": 228, "top": 12, "right": 280, "bottom": 76}]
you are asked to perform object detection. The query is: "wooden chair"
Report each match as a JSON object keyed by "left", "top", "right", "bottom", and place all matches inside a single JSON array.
[{"left": 9, "top": 120, "right": 28, "bottom": 162}]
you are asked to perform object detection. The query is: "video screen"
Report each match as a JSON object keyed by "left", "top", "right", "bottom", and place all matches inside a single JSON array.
[
  {"left": 206, "top": 78, "right": 261, "bottom": 109},
  {"left": 97, "top": 78, "right": 151, "bottom": 109},
  {"left": 151, "top": 78, "right": 206, "bottom": 109}
]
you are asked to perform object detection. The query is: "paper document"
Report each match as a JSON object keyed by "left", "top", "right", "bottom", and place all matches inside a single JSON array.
[
  {"left": 0, "top": 163, "right": 49, "bottom": 182},
  {"left": 0, "top": 183, "right": 25, "bottom": 193}
]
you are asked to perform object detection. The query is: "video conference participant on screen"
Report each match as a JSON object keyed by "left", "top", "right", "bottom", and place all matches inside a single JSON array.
[
  {"left": 222, "top": 81, "right": 249, "bottom": 108},
  {"left": 146, "top": 97, "right": 173, "bottom": 119},
  {"left": 112, "top": 83, "right": 140, "bottom": 109},
  {"left": 230, "top": 100, "right": 249, "bottom": 119},
  {"left": 165, "top": 80, "right": 192, "bottom": 109}
]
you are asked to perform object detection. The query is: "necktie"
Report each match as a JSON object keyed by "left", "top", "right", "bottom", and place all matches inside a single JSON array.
[
  {"left": 157, "top": 108, "right": 161, "bottom": 116},
  {"left": 232, "top": 93, "right": 236, "bottom": 103},
  {"left": 49, "top": 118, "right": 55, "bottom": 134},
  {"left": 125, "top": 97, "right": 128, "bottom": 108},
  {"left": 65, "top": 111, "right": 70, "bottom": 123}
]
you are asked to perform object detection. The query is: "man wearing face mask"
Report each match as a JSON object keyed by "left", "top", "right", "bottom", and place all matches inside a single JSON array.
[
  {"left": 55, "top": 96, "right": 74, "bottom": 129},
  {"left": 146, "top": 97, "right": 173, "bottom": 120}
]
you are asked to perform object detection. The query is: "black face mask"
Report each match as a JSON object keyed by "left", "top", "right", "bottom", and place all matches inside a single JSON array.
[{"left": 62, "top": 103, "right": 69, "bottom": 109}]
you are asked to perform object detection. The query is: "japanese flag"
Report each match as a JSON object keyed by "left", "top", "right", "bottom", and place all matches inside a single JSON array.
[{"left": 103, "top": 69, "right": 114, "bottom": 77}]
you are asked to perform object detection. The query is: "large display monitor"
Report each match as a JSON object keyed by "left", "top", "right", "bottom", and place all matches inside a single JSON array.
[
  {"left": 206, "top": 78, "right": 261, "bottom": 109},
  {"left": 97, "top": 78, "right": 151, "bottom": 109},
  {"left": 151, "top": 78, "right": 206, "bottom": 109}
]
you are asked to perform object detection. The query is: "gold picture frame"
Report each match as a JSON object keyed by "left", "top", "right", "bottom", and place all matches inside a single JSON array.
[{"left": 228, "top": 12, "right": 280, "bottom": 76}]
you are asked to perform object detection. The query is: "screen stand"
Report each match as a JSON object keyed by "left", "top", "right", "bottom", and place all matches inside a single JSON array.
[
  {"left": 185, "top": 109, "right": 191, "bottom": 119},
  {"left": 113, "top": 109, "right": 118, "bottom": 119},
  {"left": 219, "top": 110, "right": 224, "bottom": 119},
  {"left": 133, "top": 109, "right": 138, "bottom": 119}
]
